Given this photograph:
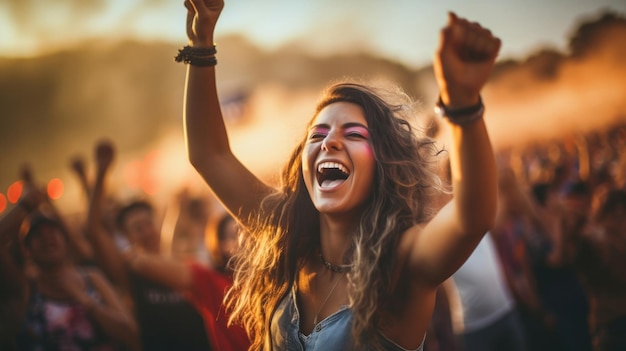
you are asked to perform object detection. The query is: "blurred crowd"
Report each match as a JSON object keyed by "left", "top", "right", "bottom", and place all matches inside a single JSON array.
[
  {"left": 425, "top": 120, "right": 626, "bottom": 351},
  {"left": 1, "top": 120, "right": 625, "bottom": 351},
  {"left": 0, "top": 140, "right": 249, "bottom": 351}
]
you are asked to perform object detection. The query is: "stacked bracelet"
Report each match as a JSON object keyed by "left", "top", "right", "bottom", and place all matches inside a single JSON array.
[
  {"left": 174, "top": 45, "right": 217, "bottom": 67},
  {"left": 434, "top": 96, "right": 484, "bottom": 126}
]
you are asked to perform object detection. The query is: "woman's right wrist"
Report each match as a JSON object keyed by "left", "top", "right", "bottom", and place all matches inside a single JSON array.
[
  {"left": 188, "top": 33, "right": 215, "bottom": 48},
  {"left": 189, "top": 40, "right": 215, "bottom": 49},
  {"left": 175, "top": 42, "right": 217, "bottom": 67}
]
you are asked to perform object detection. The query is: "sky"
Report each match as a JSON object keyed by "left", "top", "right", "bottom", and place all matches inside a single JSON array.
[
  {"left": 2, "top": 0, "right": 626, "bottom": 68},
  {"left": 1, "top": 0, "right": 625, "bottom": 214}
]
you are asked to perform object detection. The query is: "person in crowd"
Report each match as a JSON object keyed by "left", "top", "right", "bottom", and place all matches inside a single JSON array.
[
  {"left": 181, "top": 0, "right": 500, "bottom": 349},
  {"left": 170, "top": 188, "right": 213, "bottom": 265},
  {"left": 69, "top": 154, "right": 125, "bottom": 254},
  {"left": 423, "top": 286, "right": 458, "bottom": 351},
  {"left": 84, "top": 140, "right": 212, "bottom": 351},
  {"left": 127, "top": 212, "right": 251, "bottom": 351},
  {"left": 0, "top": 167, "right": 137, "bottom": 351},
  {"left": 542, "top": 179, "right": 593, "bottom": 351},
  {"left": 490, "top": 166, "right": 561, "bottom": 350},
  {"left": 572, "top": 189, "right": 626, "bottom": 351},
  {"left": 206, "top": 211, "right": 242, "bottom": 274},
  {"left": 446, "top": 232, "right": 528, "bottom": 351},
  {"left": 88, "top": 138, "right": 249, "bottom": 351}
]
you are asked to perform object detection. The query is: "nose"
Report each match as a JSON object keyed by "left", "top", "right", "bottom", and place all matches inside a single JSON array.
[{"left": 321, "top": 131, "right": 342, "bottom": 152}]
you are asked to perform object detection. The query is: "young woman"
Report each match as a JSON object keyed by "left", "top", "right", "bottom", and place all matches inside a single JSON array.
[{"left": 181, "top": 1, "right": 500, "bottom": 350}]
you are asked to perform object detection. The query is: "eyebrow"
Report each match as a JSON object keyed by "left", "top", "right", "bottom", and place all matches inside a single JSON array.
[{"left": 309, "top": 122, "right": 369, "bottom": 131}]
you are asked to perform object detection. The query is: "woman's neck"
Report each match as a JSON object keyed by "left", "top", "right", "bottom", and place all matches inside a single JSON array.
[{"left": 318, "top": 214, "right": 356, "bottom": 265}]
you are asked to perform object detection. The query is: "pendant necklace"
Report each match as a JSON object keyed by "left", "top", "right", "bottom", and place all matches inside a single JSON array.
[{"left": 313, "top": 272, "right": 345, "bottom": 326}]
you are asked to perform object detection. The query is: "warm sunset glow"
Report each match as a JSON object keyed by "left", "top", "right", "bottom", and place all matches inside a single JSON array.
[
  {"left": 141, "top": 150, "right": 161, "bottom": 196},
  {"left": 1, "top": 1, "right": 624, "bottom": 70},
  {"left": 7, "top": 181, "right": 23, "bottom": 204},
  {"left": 123, "top": 151, "right": 163, "bottom": 196},
  {"left": 124, "top": 161, "right": 142, "bottom": 190},
  {"left": 0, "top": 193, "right": 6, "bottom": 214},
  {"left": 47, "top": 178, "right": 64, "bottom": 200},
  {"left": 142, "top": 177, "right": 159, "bottom": 196}
]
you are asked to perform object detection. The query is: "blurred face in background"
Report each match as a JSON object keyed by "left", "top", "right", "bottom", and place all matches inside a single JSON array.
[
  {"left": 218, "top": 216, "right": 240, "bottom": 263},
  {"left": 600, "top": 204, "right": 626, "bottom": 252},
  {"left": 122, "top": 208, "right": 161, "bottom": 254},
  {"left": 26, "top": 223, "right": 69, "bottom": 267},
  {"left": 562, "top": 192, "right": 591, "bottom": 221}
]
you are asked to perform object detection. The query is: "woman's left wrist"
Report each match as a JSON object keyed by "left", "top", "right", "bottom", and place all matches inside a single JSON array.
[
  {"left": 435, "top": 95, "right": 484, "bottom": 126},
  {"left": 437, "top": 84, "right": 480, "bottom": 108}
]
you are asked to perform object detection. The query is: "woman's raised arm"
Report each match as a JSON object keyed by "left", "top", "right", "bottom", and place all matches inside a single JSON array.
[
  {"left": 407, "top": 13, "right": 500, "bottom": 286},
  {"left": 183, "top": 0, "right": 273, "bottom": 224}
]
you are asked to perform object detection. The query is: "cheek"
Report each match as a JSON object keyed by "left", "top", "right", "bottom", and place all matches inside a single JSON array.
[
  {"left": 302, "top": 143, "right": 316, "bottom": 168},
  {"left": 356, "top": 144, "right": 375, "bottom": 171},
  {"left": 363, "top": 143, "right": 374, "bottom": 159},
  {"left": 302, "top": 145, "right": 317, "bottom": 186},
  {"left": 354, "top": 145, "right": 376, "bottom": 190}
]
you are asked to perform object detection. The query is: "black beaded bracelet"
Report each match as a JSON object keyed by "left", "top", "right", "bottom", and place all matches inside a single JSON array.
[
  {"left": 434, "top": 95, "right": 484, "bottom": 126},
  {"left": 174, "top": 45, "right": 218, "bottom": 67},
  {"left": 185, "top": 56, "right": 218, "bottom": 67}
]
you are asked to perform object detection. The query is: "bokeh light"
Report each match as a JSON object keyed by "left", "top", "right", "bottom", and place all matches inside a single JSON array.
[
  {"left": 7, "top": 181, "right": 23, "bottom": 204},
  {"left": 141, "top": 151, "right": 161, "bottom": 196},
  {"left": 124, "top": 160, "right": 141, "bottom": 190},
  {"left": 0, "top": 193, "right": 6, "bottom": 214},
  {"left": 47, "top": 178, "right": 64, "bottom": 200}
]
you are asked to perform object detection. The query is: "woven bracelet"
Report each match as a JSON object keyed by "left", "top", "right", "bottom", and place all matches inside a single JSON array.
[
  {"left": 434, "top": 96, "right": 484, "bottom": 126},
  {"left": 174, "top": 45, "right": 218, "bottom": 67},
  {"left": 185, "top": 56, "right": 218, "bottom": 67}
]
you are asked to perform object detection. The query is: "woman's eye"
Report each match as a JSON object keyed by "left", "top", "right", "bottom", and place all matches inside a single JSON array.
[
  {"left": 308, "top": 127, "right": 328, "bottom": 140},
  {"left": 309, "top": 133, "right": 325, "bottom": 140},
  {"left": 346, "top": 132, "right": 367, "bottom": 139},
  {"left": 344, "top": 126, "right": 370, "bottom": 140}
]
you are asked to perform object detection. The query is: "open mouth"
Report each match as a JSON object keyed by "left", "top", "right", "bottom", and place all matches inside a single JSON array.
[{"left": 316, "top": 161, "right": 350, "bottom": 188}]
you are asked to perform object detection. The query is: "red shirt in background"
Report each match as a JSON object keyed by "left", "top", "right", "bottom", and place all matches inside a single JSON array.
[{"left": 187, "top": 262, "right": 251, "bottom": 351}]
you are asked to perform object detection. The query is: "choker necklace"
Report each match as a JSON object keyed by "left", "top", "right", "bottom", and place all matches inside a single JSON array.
[{"left": 318, "top": 252, "right": 352, "bottom": 273}]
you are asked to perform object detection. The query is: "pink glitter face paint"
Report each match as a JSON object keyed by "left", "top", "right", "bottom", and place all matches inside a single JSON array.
[
  {"left": 344, "top": 124, "right": 373, "bottom": 157},
  {"left": 344, "top": 125, "right": 370, "bottom": 139},
  {"left": 308, "top": 126, "right": 329, "bottom": 139},
  {"left": 362, "top": 140, "right": 374, "bottom": 158}
]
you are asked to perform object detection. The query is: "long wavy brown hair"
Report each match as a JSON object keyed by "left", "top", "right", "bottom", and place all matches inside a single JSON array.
[{"left": 224, "top": 80, "right": 446, "bottom": 350}]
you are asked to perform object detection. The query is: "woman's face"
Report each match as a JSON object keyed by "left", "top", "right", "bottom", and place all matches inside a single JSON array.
[{"left": 302, "top": 102, "right": 376, "bottom": 215}]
